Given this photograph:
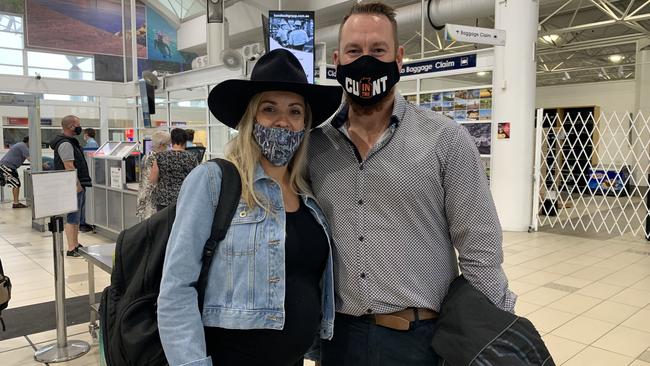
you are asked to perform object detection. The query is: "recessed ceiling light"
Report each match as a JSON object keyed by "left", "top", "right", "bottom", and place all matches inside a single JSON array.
[
  {"left": 608, "top": 54, "right": 625, "bottom": 63},
  {"left": 541, "top": 34, "right": 560, "bottom": 43},
  {"left": 477, "top": 71, "right": 487, "bottom": 76}
]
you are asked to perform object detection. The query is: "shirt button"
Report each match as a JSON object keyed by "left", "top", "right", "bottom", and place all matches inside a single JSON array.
[
  {"left": 359, "top": 164, "right": 364, "bottom": 171},
  {"left": 358, "top": 199, "right": 363, "bottom": 205},
  {"left": 366, "top": 308, "right": 373, "bottom": 314},
  {"left": 359, "top": 236, "right": 364, "bottom": 242},
  {"left": 360, "top": 273, "right": 366, "bottom": 279}
]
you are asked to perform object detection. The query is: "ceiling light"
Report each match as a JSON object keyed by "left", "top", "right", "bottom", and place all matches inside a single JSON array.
[
  {"left": 477, "top": 71, "right": 488, "bottom": 76},
  {"left": 562, "top": 71, "right": 571, "bottom": 81},
  {"left": 609, "top": 54, "right": 625, "bottom": 63},
  {"left": 541, "top": 34, "right": 560, "bottom": 43},
  {"left": 403, "top": 57, "right": 411, "bottom": 62}
]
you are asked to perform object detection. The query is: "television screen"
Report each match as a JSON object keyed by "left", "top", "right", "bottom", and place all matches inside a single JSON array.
[
  {"left": 269, "top": 10, "right": 315, "bottom": 83},
  {"left": 143, "top": 138, "right": 153, "bottom": 155}
]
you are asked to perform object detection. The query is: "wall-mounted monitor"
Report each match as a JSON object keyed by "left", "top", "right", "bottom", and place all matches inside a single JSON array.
[
  {"left": 142, "top": 138, "right": 153, "bottom": 155},
  {"left": 269, "top": 10, "right": 315, "bottom": 83}
]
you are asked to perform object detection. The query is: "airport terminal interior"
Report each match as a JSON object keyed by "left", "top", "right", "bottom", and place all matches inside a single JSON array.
[{"left": 1, "top": 0, "right": 650, "bottom": 365}]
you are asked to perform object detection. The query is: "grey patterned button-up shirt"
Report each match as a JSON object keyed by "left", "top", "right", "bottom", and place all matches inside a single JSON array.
[{"left": 308, "top": 93, "right": 516, "bottom": 316}]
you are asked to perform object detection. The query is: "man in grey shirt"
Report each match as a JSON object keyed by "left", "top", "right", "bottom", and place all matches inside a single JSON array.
[
  {"left": 0, "top": 136, "right": 30, "bottom": 208},
  {"left": 50, "top": 115, "right": 92, "bottom": 257},
  {"left": 307, "top": 3, "right": 515, "bottom": 366}
]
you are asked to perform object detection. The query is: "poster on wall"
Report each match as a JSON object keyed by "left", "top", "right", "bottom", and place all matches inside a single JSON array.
[
  {"left": 146, "top": 7, "right": 184, "bottom": 63},
  {"left": 0, "top": 1, "right": 23, "bottom": 13},
  {"left": 497, "top": 122, "right": 511, "bottom": 139},
  {"left": 461, "top": 123, "right": 491, "bottom": 155},
  {"left": 25, "top": 0, "right": 146, "bottom": 58},
  {"left": 415, "top": 87, "right": 493, "bottom": 124},
  {"left": 404, "top": 94, "right": 418, "bottom": 104},
  {"left": 269, "top": 10, "right": 315, "bottom": 83}
]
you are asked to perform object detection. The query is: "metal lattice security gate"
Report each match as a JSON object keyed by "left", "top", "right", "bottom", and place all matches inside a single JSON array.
[{"left": 533, "top": 108, "right": 650, "bottom": 239}]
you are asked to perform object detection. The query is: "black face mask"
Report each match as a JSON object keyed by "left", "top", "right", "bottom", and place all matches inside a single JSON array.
[
  {"left": 336, "top": 55, "right": 400, "bottom": 107},
  {"left": 74, "top": 126, "right": 82, "bottom": 135}
]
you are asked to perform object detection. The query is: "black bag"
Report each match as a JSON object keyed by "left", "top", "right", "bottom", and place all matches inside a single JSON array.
[
  {"left": 0, "top": 258, "right": 11, "bottom": 331},
  {"left": 99, "top": 159, "right": 241, "bottom": 366},
  {"left": 432, "top": 276, "right": 555, "bottom": 366}
]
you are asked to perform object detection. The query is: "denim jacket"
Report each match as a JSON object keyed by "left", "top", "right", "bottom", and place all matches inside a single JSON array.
[{"left": 157, "top": 161, "right": 335, "bottom": 366}]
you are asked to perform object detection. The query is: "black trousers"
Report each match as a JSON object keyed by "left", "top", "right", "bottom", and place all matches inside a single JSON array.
[{"left": 321, "top": 313, "right": 440, "bottom": 366}]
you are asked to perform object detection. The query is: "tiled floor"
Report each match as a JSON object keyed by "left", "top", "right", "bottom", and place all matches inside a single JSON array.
[{"left": 1, "top": 201, "right": 649, "bottom": 365}]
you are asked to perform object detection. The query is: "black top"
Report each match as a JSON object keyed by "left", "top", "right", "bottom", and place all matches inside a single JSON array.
[
  {"left": 50, "top": 134, "right": 92, "bottom": 187},
  {"left": 152, "top": 150, "right": 198, "bottom": 206},
  {"left": 204, "top": 200, "right": 329, "bottom": 366}
]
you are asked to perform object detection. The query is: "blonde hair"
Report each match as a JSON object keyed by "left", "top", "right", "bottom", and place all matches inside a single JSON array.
[
  {"left": 151, "top": 130, "right": 171, "bottom": 150},
  {"left": 225, "top": 93, "right": 313, "bottom": 211}
]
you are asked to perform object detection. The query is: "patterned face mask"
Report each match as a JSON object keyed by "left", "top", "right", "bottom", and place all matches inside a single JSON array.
[{"left": 253, "top": 123, "right": 305, "bottom": 166}]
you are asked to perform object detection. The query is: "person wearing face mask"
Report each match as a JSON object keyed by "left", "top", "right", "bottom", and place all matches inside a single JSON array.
[
  {"left": 307, "top": 3, "right": 515, "bottom": 365},
  {"left": 50, "top": 115, "right": 92, "bottom": 257},
  {"left": 157, "top": 49, "right": 342, "bottom": 366}
]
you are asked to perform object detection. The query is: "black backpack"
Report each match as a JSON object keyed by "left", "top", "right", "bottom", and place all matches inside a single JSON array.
[
  {"left": 0, "top": 258, "right": 11, "bottom": 331},
  {"left": 99, "top": 159, "right": 241, "bottom": 366}
]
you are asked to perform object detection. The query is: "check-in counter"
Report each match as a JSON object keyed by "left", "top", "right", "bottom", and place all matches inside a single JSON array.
[{"left": 86, "top": 142, "right": 141, "bottom": 240}]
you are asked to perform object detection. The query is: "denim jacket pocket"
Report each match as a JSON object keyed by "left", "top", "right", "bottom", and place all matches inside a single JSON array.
[{"left": 221, "top": 202, "right": 267, "bottom": 256}]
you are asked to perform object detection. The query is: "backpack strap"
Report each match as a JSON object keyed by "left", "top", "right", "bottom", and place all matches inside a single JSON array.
[{"left": 196, "top": 158, "right": 241, "bottom": 312}]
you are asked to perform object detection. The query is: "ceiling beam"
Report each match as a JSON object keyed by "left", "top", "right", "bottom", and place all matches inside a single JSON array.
[
  {"left": 540, "top": 0, "right": 575, "bottom": 26},
  {"left": 536, "top": 62, "right": 636, "bottom": 74},
  {"left": 537, "top": 33, "right": 646, "bottom": 55}
]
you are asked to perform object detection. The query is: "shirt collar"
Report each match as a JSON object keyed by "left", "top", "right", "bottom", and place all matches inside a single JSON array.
[
  {"left": 253, "top": 163, "right": 268, "bottom": 182},
  {"left": 330, "top": 92, "right": 407, "bottom": 129}
]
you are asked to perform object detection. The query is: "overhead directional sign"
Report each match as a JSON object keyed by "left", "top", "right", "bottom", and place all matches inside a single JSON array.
[
  {"left": 445, "top": 24, "right": 506, "bottom": 46},
  {"left": 323, "top": 54, "right": 477, "bottom": 79}
]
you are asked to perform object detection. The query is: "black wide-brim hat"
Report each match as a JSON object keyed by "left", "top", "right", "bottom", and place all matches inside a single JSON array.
[{"left": 208, "top": 48, "right": 342, "bottom": 129}]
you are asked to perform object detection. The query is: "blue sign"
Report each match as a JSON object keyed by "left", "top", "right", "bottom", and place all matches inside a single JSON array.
[
  {"left": 323, "top": 54, "right": 477, "bottom": 79},
  {"left": 400, "top": 54, "right": 477, "bottom": 76}
]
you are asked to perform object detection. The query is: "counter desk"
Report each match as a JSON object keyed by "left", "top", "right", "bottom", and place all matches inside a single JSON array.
[{"left": 85, "top": 142, "right": 142, "bottom": 240}]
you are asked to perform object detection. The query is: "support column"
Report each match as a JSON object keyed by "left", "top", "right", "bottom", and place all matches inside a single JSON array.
[
  {"left": 99, "top": 97, "right": 109, "bottom": 145},
  {"left": 491, "top": 0, "right": 539, "bottom": 231},
  {"left": 633, "top": 40, "right": 650, "bottom": 190},
  {"left": 207, "top": 21, "right": 226, "bottom": 66}
]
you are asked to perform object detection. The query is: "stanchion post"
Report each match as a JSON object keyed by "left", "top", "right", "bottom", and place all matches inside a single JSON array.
[{"left": 34, "top": 216, "right": 90, "bottom": 363}]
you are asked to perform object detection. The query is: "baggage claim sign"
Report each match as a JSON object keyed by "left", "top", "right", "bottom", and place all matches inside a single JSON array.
[{"left": 323, "top": 54, "right": 477, "bottom": 79}]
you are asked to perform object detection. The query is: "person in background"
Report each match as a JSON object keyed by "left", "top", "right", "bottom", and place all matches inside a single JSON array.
[
  {"left": 149, "top": 128, "right": 197, "bottom": 211},
  {"left": 50, "top": 115, "right": 93, "bottom": 257},
  {"left": 308, "top": 3, "right": 515, "bottom": 365},
  {"left": 288, "top": 22, "right": 309, "bottom": 51},
  {"left": 137, "top": 130, "right": 170, "bottom": 220},
  {"left": 76, "top": 127, "right": 98, "bottom": 232},
  {"left": 0, "top": 136, "right": 30, "bottom": 208},
  {"left": 157, "top": 48, "right": 342, "bottom": 366},
  {"left": 185, "top": 129, "right": 195, "bottom": 148},
  {"left": 83, "top": 128, "right": 99, "bottom": 149},
  {"left": 79, "top": 127, "right": 98, "bottom": 232}
]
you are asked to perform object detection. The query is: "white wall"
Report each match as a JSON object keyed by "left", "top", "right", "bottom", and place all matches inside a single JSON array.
[
  {"left": 536, "top": 80, "right": 636, "bottom": 115},
  {"left": 536, "top": 80, "right": 637, "bottom": 168},
  {"left": 178, "top": 15, "right": 207, "bottom": 52}
]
